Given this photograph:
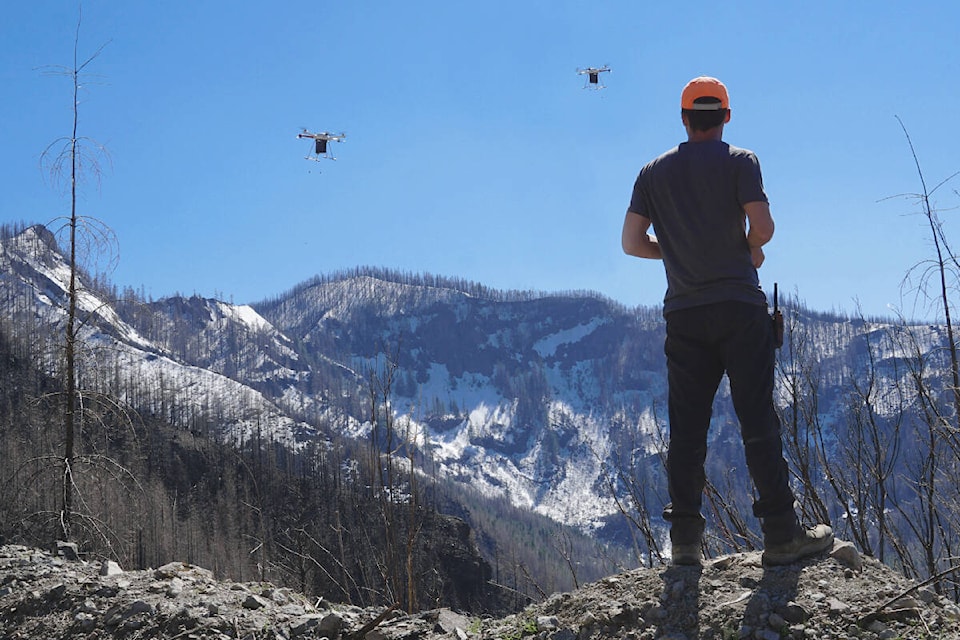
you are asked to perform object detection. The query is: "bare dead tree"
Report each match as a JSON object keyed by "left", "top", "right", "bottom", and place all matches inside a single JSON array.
[
  {"left": 38, "top": 9, "right": 113, "bottom": 543},
  {"left": 703, "top": 474, "right": 760, "bottom": 554},
  {"left": 593, "top": 409, "right": 666, "bottom": 568},
  {"left": 885, "top": 119, "right": 960, "bottom": 597},
  {"left": 877, "top": 319, "right": 955, "bottom": 591},
  {"left": 837, "top": 315, "right": 904, "bottom": 561},
  {"left": 774, "top": 300, "right": 832, "bottom": 525},
  {"left": 799, "top": 308, "right": 907, "bottom": 563},
  {"left": 18, "top": 10, "right": 147, "bottom": 567},
  {"left": 399, "top": 413, "right": 424, "bottom": 613},
  {"left": 894, "top": 116, "right": 960, "bottom": 435},
  {"left": 363, "top": 341, "right": 428, "bottom": 612},
  {"left": 550, "top": 529, "right": 580, "bottom": 590}
]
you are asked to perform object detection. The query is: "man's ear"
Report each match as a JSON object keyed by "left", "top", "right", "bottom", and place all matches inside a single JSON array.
[{"left": 724, "top": 109, "right": 731, "bottom": 124}]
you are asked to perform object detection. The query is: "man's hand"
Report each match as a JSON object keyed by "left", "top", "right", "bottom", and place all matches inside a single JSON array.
[{"left": 751, "top": 246, "right": 765, "bottom": 268}]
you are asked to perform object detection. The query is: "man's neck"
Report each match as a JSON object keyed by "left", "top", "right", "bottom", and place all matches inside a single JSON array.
[{"left": 687, "top": 126, "right": 724, "bottom": 143}]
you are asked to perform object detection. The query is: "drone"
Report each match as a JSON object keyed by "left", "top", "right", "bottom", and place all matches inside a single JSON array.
[
  {"left": 297, "top": 129, "right": 346, "bottom": 161},
  {"left": 576, "top": 65, "right": 611, "bottom": 90}
]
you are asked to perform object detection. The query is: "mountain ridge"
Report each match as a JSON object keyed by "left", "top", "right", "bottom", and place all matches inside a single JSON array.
[{"left": 0, "top": 224, "right": 951, "bottom": 564}]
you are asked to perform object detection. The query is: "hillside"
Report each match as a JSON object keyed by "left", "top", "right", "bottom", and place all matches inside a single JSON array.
[
  {"left": 2, "top": 225, "right": 946, "bottom": 541},
  {"left": 3, "top": 542, "right": 960, "bottom": 639},
  {"left": 4, "top": 222, "right": 960, "bottom": 611}
]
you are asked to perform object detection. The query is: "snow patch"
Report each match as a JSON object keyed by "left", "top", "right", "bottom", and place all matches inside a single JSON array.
[{"left": 533, "top": 317, "right": 609, "bottom": 358}]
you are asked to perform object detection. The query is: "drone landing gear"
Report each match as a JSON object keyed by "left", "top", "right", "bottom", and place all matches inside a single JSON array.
[{"left": 583, "top": 75, "right": 606, "bottom": 90}]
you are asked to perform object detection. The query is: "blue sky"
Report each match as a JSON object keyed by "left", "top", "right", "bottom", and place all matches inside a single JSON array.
[{"left": 2, "top": 2, "right": 958, "bottom": 320}]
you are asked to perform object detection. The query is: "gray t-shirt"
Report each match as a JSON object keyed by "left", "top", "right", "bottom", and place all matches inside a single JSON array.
[{"left": 628, "top": 140, "right": 769, "bottom": 314}]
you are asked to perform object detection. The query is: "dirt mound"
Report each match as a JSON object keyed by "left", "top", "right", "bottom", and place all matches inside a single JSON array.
[{"left": 2, "top": 541, "right": 959, "bottom": 639}]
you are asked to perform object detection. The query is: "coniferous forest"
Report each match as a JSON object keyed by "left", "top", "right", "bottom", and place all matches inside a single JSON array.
[
  {"left": 4, "top": 218, "right": 960, "bottom": 611},
  {"left": 0, "top": 237, "right": 628, "bottom": 614}
]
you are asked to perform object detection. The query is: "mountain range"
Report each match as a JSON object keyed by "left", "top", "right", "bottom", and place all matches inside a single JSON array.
[{"left": 0, "top": 223, "right": 948, "bottom": 554}]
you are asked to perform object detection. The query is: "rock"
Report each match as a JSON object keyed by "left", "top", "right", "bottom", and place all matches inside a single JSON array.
[
  {"left": 2, "top": 540, "right": 960, "bottom": 640},
  {"left": 537, "top": 614, "right": 560, "bottom": 630},
  {"left": 826, "top": 598, "right": 850, "bottom": 615},
  {"left": 166, "top": 576, "right": 184, "bottom": 597},
  {"left": 75, "top": 611, "right": 97, "bottom": 631},
  {"left": 828, "top": 541, "right": 862, "bottom": 572},
  {"left": 55, "top": 540, "right": 80, "bottom": 561},
  {"left": 154, "top": 562, "right": 188, "bottom": 578},
  {"left": 289, "top": 613, "right": 325, "bottom": 636},
  {"left": 104, "top": 599, "right": 154, "bottom": 626},
  {"left": 436, "top": 608, "right": 471, "bottom": 634},
  {"left": 243, "top": 593, "right": 269, "bottom": 609},
  {"left": 866, "top": 619, "right": 888, "bottom": 634},
  {"left": 881, "top": 595, "right": 922, "bottom": 621},
  {"left": 47, "top": 582, "right": 67, "bottom": 600},
  {"left": 780, "top": 601, "right": 809, "bottom": 624},
  {"left": 916, "top": 587, "right": 936, "bottom": 604},
  {"left": 317, "top": 610, "right": 345, "bottom": 634},
  {"left": 100, "top": 560, "right": 123, "bottom": 576}
]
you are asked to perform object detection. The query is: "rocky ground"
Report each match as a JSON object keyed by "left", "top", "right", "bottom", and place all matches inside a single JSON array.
[{"left": 2, "top": 540, "right": 960, "bottom": 639}]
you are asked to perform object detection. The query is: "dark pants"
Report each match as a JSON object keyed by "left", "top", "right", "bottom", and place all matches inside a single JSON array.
[{"left": 662, "top": 301, "right": 796, "bottom": 539}]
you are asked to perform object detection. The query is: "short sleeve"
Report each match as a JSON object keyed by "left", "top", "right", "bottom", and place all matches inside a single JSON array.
[
  {"left": 737, "top": 152, "right": 768, "bottom": 205},
  {"left": 628, "top": 172, "right": 652, "bottom": 219}
]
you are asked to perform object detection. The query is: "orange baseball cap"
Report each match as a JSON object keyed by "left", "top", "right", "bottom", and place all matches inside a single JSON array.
[{"left": 681, "top": 76, "right": 729, "bottom": 110}]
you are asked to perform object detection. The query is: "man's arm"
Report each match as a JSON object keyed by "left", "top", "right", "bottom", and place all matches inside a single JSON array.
[
  {"left": 744, "top": 201, "right": 773, "bottom": 268},
  {"left": 621, "top": 211, "right": 662, "bottom": 260},
  {"left": 744, "top": 201, "right": 774, "bottom": 247}
]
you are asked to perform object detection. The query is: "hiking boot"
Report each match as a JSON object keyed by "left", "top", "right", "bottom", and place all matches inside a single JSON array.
[
  {"left": 762, "top": 524, "right": 834, "bottom": 566},
  {"left": 671, "top": 543, "right": 703, "bottom": 566}
]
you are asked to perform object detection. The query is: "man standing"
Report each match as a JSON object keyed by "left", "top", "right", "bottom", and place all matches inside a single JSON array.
[{"left": 621, "top": 76, "right": 833, "bottom": 566}]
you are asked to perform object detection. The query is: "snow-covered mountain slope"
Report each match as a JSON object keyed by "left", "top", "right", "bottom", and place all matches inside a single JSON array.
[
  {"left": 1, "top": 227, "right": 949, "bottom": 537},
  {"left": 0, "top": 225, "right": 321, "bottom": 450}
]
